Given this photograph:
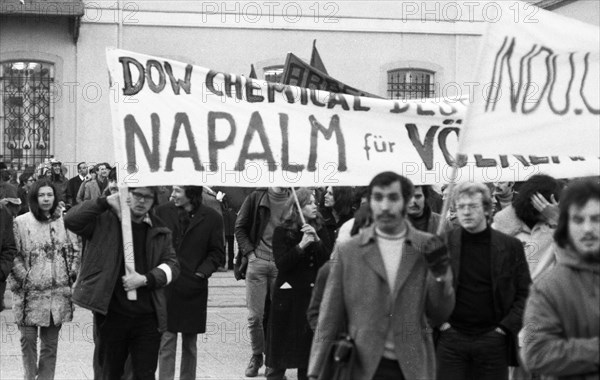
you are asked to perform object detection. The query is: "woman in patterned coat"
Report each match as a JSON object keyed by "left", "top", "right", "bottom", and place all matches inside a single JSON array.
[{"left": 8, "top": 179, "right": 80, "bottom": 380}]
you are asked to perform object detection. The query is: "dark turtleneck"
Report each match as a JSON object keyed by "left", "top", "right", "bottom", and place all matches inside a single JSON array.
[
  {"left": 449, "top": 226, "right": 498, "bottom": 335},
  {"left": 408, "top": 205, "right": 432, "bottom": 232}
]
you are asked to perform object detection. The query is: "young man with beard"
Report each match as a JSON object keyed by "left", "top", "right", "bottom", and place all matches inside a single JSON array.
[
  {"left": 406, "top": 185, "right": 453, "bottom": 234},
  {"left": 521, "top": 180, "right": 599, "bottom": 379},
  {"left": 65, "top": 186, "right": 180, "bottom": 379},
  {"left": 155, "top": 186, "right": 225, "bottom": 380},
  {"left": 492, "top": 181, "right": 516, "bottom": 215},
  {"left": 437, "top": 182, "right": 531, "bottom": 380},
  {"left": 309, "top": 172, "right": 454, "bottom": 380}
]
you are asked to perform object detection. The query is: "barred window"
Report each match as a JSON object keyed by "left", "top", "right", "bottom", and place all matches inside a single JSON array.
[
  {"left": 387, "top": 69, "right": 435, "bottom": 99},
  {"left": 263, "top": 65, "right": 284, "bottom": 83},
  {"left": 0, "top": 61, "right": 54, "bottom": 170}
]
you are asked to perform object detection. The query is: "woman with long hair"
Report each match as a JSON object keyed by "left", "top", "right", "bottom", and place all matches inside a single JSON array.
[
  {"left": 8, "top": 179, "right": 80, "bottom": 380},
  {"left": 265, "top": 188, "right": 334, "bottom": 380},
  {"left": 320, "top": 186, "right": 355, "bottom": 240}
]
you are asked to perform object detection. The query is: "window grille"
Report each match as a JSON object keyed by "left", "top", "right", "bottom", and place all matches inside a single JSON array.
[
  {"left": 263, "top": 65, "right": 284, "bottom": 83},
  {"left": 0, "top": 61, "right": 54, "bottom": 171},
  {"left": 387, "top": 69, "right": 435, "bottom": 99}
]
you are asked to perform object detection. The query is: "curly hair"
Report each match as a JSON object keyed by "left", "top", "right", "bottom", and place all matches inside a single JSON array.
[
  {"left": 513, "top": 174, "right": 563, "bottom": 227},
  {"left": 554, "top": 179, "right": 600, "bottom": 248}
]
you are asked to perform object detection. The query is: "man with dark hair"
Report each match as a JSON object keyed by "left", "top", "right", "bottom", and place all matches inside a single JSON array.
[
  {"left": 235, "top": 187, "right": 291, "bottom": 377},
  {"left": 407, "top": 185, "right": 453, "bottom": 234},
  {"left": 155, "top": 186, "right": 224, "bottom": 380},
  {"left": 66, "top": 162, "right": 88, "bottom": 208},
  {"left": 309, "top": 171, "right": 454, "bottom": 380},
  {"left": 492, "top": 181, "right": 516, "bottom": 215},
  {"left": 521, "top": 179, "right": 599, "bottom": 379},
  {"left": 64, "top": 186, "right": 180, "bottom": 379},
  {"left": 79, "top": 162, "right": 112, "bottom": 202},
  {"left": 437, "top": 182, "right": 531, "bottom": 380}
]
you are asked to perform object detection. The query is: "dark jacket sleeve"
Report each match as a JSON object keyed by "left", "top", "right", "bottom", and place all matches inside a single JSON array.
[
  {"left": 307, "top": 261, "right": 332, "bottom": 331},
  {"left": 64, "top": 197, "right": 110, "bottom": 239},
  {"left": 273, "top": 227, "right": 305, "bottom": 272},
  {"left": 195, "top": 211, "right": 226, "bottom": 276},
  {"left": 522, "top": 283, "right": 600, "bottom": 376},
  {"left": 235, "top": 193, "right": 256, "bottom": 256},
  {"left": 500, "top": 238, "right": 532, "bottom": 335},
  {"left": 0, "top": 206, "right": 16, "bottom": 282},
  {"left": 146, "top": 231, "right": 180, "bottom": 289}
]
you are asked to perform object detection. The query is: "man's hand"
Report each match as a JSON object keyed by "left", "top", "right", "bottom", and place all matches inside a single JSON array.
[
  {"left": 422, "top": 235, "right": 450, "bottom": 278},
  {"left": 531, "top": 192, "right": 559, "bottom": 226},
  {"left": 122, "top": 272, "right": 146, "bottom": 292}
]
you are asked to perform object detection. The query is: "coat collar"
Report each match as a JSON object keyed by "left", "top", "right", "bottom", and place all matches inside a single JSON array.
[{"left": 358, "top": 222, "right": 423, "bottom": 299}]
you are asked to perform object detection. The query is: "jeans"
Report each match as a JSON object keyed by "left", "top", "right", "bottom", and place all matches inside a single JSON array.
[
  {"left": 246, "top": 257, "right": 278, "bottom": 355},
  {"left": 158, "top": 331, "right": 198, "bottom": 380},
  {"left": 19, "top": 322, "right": 61, "bottom": 380},
  {"left": 371, "top": 358, "right": 405, "bottom": 380},
  {"left": 437, "top": 327, "right": 509, "bottom": 380},
  {"left": 94, "top": 312, "right": 161, "bottom": 380}
]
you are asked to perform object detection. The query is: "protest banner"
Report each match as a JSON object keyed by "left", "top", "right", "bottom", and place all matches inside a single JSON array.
[
  {"left": 281, "top": 52, "right": 382, "bottom": 98},
  {"left": 460, "top": 3, "right": 599, "bottom": 160},
  {"left": 106, "top": 49, "right": 599, "bottom": 188}
]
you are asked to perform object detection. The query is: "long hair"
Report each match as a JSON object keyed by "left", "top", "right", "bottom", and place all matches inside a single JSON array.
[
  {"left": 183, "top": 186, "right": 204, "bottom": 213},
  {"left": 554, "top": 179, "right": 600, "bottom": 248},
  {"left": 28, "top": 179, "right": 59, "bottom": 221},
  {"left": 280, "top": 188, "right": 322, "bottom": 231},
  {"left": 513, "top": 174, "right": 563, "bottom": 227}
]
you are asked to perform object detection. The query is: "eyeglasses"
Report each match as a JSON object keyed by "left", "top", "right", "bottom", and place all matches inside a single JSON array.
[
  {"left": 130, "top": 191, "right": 154, "bottom": 202},
  {"left": 456, "top": 203, "right": 482, "bottom": 212}
]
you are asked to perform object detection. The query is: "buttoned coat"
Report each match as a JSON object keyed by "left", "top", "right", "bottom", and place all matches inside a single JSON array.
[
  {"left": 154, "top": 202, "right": 225, "bottom": 333},
  {"left": 308, "top": 223, "right": 455, "bottom": 380}
]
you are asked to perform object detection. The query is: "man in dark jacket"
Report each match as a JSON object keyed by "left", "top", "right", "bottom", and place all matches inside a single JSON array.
[
  {"left": 64, "top": 186, "right": 180, "bottom": 380},
  {"left": 65, "top": 161, "right": 87, "bottom": 208},
  {"left": 407, "top": 185, "right": 453, "bottom": 234},
  {"left": 155, "top": 186, "right": 224, "bottom": 380},
  {"left": 436, "top": 182, "right": 531, "bottom": 380},
  {"left": 521, "top": 180, "right": 599, "bottom": 379},
  {"left": 235, "top": 187, "right": 290, "bottom": 377}
]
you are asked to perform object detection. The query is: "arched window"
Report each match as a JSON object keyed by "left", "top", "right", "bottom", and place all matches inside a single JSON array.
[
  {"left": 387, "top": 68, "right": 435, "bottom": 99},
  {"left": 0, "top": 61, "right": 55, "bottom": 170}
]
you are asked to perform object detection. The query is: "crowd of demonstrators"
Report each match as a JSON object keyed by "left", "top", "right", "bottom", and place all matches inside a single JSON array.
[
  {"left": 521, "top": 180, "right": 599, "bottom": 380},
  {"left": 8, "top": 179, "right": 81, "bottom": 380},
  {"left": 266, "top": 188, "right": 334, "bottom": 380},
  {"left": 155, "top": 186, "right": 225, "bottom": 380}
]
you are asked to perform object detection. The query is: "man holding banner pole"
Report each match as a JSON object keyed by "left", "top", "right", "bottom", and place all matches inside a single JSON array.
[{"left": 64, "top": 186, "right": 180, "bottom": 379}]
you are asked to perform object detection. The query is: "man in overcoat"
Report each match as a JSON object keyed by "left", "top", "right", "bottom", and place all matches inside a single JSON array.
[
  {"left": 155, "top": 186, "right": 225, "bottom": 380},
  {"left": 308, "top": 172, "right": 455, "bottom": 380}
]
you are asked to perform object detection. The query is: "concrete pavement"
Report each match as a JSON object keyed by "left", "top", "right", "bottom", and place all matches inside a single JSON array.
[{"left": 0, "top": 271, "right": 301, "bottom": 380}]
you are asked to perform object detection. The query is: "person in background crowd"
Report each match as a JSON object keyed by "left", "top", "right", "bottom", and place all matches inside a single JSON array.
[
  {"left": 8, "top": 179, "right": 80, "bottom": 380},
  {"left": 202, "top": 186, "right": 228, "bottom": 272},
  {"left": 235, "top": 187, "right": 291, "bottom": 377},
  {"left": 266, "top": 188, "right": 333, "bottom": 380},
  {"left": 48, "top": 158, "right": 68, "bottom": 204},
  {"left": 155, "top": 186, "right": 225, "bottom": 380},
  {"left": 77, "top": 163, "right": 110, "bottom": 203},
  {"left": 320, "top": 186, "right": 355, "bottom": 241},
  {"left": 102, "top": 167, "right": 119, "bottom": 197},
  {"left": 64, "top": 186, "right": 180, "bottom": 379},
  {"left": 17, "top": 171, "right": 35, "bottom": 215},
  {"left": 0, "top": 203, "right": 17, "bottom": 311},
  {"left": 521, "top": 179, "right": 599, "bottom": 380},
  {"left": 309, "top": 171, "right": 454, "bottom": 380},
  {"left": 436, "top": 182, "right": 531, "bottom": 380},
  {"left": 492, "top": 181, "right": 516, "bottom": 216},
  {"left": 0, "top": 162, "right": 18, "bottom": 200},
  {"left": 407, "top": 185, "right": 453, "bottom": 234},
  {"left": 441, "top": 184, "right": 460, "bottom": 227},
  {"left": 493, "top": 175, "right": 563, "bottom": 380},
  {"left": 66, "top": 162, "right": 88, "bottom": 208}
]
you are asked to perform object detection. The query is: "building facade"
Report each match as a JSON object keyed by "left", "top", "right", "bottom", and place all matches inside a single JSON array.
[{"left": 1, "top": 0, "right": 598, "bottom": 174}]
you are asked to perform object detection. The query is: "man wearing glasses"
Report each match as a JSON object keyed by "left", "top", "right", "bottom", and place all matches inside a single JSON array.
[
  {"left": 65, "top": 186, "right": 180, "bottom": 379},
  {"left": 436, "top": 182, "right": 531, "bottom": 380}
]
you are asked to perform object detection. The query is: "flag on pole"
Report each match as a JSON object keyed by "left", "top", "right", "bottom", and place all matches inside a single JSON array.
[{"left": 310, "top": 39, "right": 328, "bottom": 75}]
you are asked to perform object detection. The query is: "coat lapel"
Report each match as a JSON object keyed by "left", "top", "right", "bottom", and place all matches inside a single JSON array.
[
  {"left": 392, "top": 236, "right": 419, "bottom": 299},
  {"left": 185, "top": 208, "right": 207, "bottom": 235},
  {"left": 359, "top": 226, "right": 388, "bottom": 285}
]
